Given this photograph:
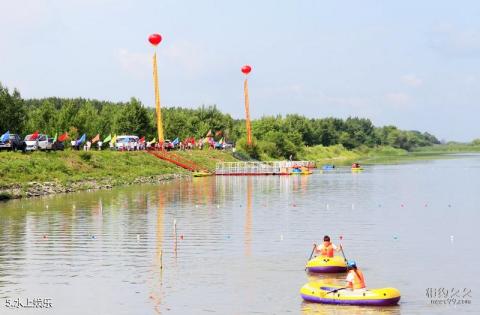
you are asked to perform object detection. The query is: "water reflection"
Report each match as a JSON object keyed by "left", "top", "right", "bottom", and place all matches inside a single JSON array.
[
  {"left": 245, "top": 177, "right": 253, "bottom": 256},
  {"left": 149, "top": 190, "right": 164, "bottom": 314},
  {"left": 0, "top": 157, "right": 479, "bottom": 314},
  {"left": 301, "top": 303, "right": 401, "bottom": 315}
]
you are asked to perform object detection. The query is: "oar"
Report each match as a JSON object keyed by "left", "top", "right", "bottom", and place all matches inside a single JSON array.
[
  {"left": 339, "top": 236, "right": 348, "bottom": 262},
  {"left": 305, "top": 243, "right": 316, "bottom": 271},
  {"left": 325, "top": 287, "right": 348, "bottom": 295}
]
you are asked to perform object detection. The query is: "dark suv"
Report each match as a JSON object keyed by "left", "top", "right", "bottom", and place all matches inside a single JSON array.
[{"left": 0, "top": 134, "right": 26, "bottom": 152}]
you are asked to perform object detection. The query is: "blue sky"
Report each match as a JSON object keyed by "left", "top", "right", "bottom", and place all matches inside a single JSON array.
[{"left": 1, "top": 0, "right": 479, "bottom": 141}]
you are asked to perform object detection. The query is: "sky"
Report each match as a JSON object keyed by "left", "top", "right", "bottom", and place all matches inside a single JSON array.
[{"left": 1, "top": 0, "right": 479, "bottom": 141}]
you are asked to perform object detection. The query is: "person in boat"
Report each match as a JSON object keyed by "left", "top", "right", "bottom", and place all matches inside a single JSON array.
[
  {"left": 292, "top": 165, "right": 301, "bottom": 173},
  {"left": 314, "top": 235, "right": 341, "bottom": 257},
  {"left": 352, "top": 163, "right": 360, "bottom": 169},
  {"left": 346, "top": 260, "right": 366, "bottom": 291}
]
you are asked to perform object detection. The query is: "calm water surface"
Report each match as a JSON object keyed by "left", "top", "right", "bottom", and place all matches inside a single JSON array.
[{"left": 0, "top": 155, "right": 478, "bottom": 314}]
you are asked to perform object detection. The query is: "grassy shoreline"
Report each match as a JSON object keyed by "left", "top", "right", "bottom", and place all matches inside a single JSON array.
[
  {"left": 0, "top": 145, "right": 478, "bottom": 200},
  {"left": 298, "top": 144, "right": 480, "bottom": 166},
  {"left": 0, "top": 150, "right": 236, "bottom": 200}
]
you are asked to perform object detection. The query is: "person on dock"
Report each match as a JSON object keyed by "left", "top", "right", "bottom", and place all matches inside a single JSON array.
[
  {"left": 314, "top": 235, "right": 340, "bottom": 257},
  {"left": 346, "top": 260, "right": 366, "bottom": 291}
]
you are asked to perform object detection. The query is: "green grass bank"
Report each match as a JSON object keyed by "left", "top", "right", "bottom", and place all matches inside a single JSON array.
[
  {"left": 1, "top": 144, "right": 478, "bottom": 200},
  {"left": 297, "top": 144, "right": 480, "bottom": 166},
  {"left": 0, "top": 150, "right": 236, "bottom": 199}
]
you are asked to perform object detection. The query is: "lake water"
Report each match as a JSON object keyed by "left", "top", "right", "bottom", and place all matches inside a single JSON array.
[{"left": 0, "top": 155, "right": 478, "bottom": 314}]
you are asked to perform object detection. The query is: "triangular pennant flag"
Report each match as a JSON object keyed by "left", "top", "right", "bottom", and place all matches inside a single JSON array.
[
  {"left": 0, "top": 131, "right": 10, "bottom": 142},
  {"left": 58, "top": 132, "right": 68, "bottom": 142},
  {"left": 103, "top": 134, "right": 112, "bottom": 143},
  {"left": 76, "top": 134, "right": 86, "bottom": 145},
  {"left": 91, "top": 134, "right": 100, "bottom": 143},
  {"left": 147, "top": 138, "right": 156, "bottom": 146}
]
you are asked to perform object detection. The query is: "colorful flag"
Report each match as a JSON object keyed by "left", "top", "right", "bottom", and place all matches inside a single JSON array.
[
  {"left": 76, "top": 134, "right": 86, "bottom": 145},
  {"left": 147, "top": 138, "right": 156, "bottom": 146},
  {"left": 31, "top": 131, "right": 39, "bottom": 140},
  {"left": 206, "top": 130, "right": 212, "bottom": 137},
  {"left": 53, "top": 132, "right": 58, "bottom": 143},
  {"left": 215, "top": 130, "right": 222, "bottom": 136},
  {"left": 58, "top": 132, "right": 68, "bottom": 142},
  {"left": 172, "top": 137, "right": 179, "bottom": 145},
  {"left": 103, "top": 134, "right": 112, "bottom": 143},
  {"left": 219, "top": 137, "right": 224, "bottom": 144},
  {"left": 0, "top": 131, "right": 10, "bottom": 142},
  {"left": 111, "top": 134, "right": 117, "bottom": 144},
  {"left": 91, "top": 134, "right": 100, "bottom": 143},
  {"left": 139, "top": 136, "right": 145, "bottom": 143}
]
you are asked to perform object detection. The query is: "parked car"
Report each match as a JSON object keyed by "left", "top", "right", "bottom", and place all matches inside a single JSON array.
[
  {"left": 163, "top": 139, "right": 173, "bottom": 150},
  {"left": 0, "top": 134, "right": 26, "bottom": 152},
  {"left": 25, "top": 134, "right": 49, "bottom": 151},
  {"left": 223, "top": 141, "right": 234, "bottom": 150},
  {"left": 52, "top": 140, "right": 64, "bottom": 151},
  {"left": 115, "top": 135, "right": 139, "bottom": 151}
]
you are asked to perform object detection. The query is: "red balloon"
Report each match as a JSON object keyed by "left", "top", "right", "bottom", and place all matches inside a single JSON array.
[
  {"left": 241, "top": 65, "right": 252, "bottom": 74},
  {"left": 148, "top": 34, "right": 162, "bottom": 46}
]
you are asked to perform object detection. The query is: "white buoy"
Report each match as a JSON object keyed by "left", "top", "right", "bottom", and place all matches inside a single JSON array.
[
  {"left": 280, "top": 234, "right": 284, "bottom": 241},
  {"left": 351, "top": 204, "right": 355, "bottom": 210},
  {"left": 450, "top": 235, "right": 454, "bottom": 243}
]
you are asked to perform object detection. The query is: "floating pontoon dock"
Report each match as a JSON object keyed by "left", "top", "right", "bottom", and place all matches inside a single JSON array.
[{"left": 215, "top": 161, "right": 316, "bottom": 176}]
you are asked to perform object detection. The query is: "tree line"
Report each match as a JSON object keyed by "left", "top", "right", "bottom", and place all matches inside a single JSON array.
[{"left": 0, "top": 82, "right": 440, "bottom": 158}]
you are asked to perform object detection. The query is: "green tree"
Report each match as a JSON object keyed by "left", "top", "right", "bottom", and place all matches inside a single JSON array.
[
  {"left": 0, "top": 84, "right": 26, "bottom": 133},
  {"left": 116, "top": 98, "right": 150, "bottom": 136}
]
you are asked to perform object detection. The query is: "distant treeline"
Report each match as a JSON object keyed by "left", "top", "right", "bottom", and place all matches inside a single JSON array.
[{"left": 1, "top": 83, "right": 441, "bottom": 158}]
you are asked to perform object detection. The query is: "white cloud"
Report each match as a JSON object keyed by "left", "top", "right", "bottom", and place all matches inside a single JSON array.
[
  {"left": 115, "top": 41, "right": 208, "bottom": 80},
  {"left": 0, "top": 0, "right": 50, "bottom": 29},
  {"left": 115, "top": 49, "right": 150, "bottom": 78},
  {"left": 385, "top": 92, "right": 410, "bottom": 108},
  {"left": 159, "top": 41, "right": 206, "bottom": 78},
  {"left": 401, "top": 74, "right": 423, "bottom": 87},
  {"left": 430, "top": 24, "right": 480, "bottom": 58}
]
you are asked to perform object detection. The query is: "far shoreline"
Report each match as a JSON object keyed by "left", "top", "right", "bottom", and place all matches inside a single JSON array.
[{"left": 0, "top": 145, "right": 478, "bottom": 202}]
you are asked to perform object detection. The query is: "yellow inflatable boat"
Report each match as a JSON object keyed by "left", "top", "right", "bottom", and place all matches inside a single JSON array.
[
  {"left": 291, "top": 170, "right": 313, "bottom": 175},
  {"left": 351, "top": 167, "right": 364, "bottom": 172},
  {"left": 300, "top": 282, "right": 401, "bottom": 306},
  {"left": 305, "top": 256, "right": 347, "bottom": 273},
  {"left": 193, "top": 171, "right": 213, "bottom": 177}
]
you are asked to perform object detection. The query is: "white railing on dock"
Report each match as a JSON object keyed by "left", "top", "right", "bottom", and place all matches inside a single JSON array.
[
  {"left": 263, "top": 161, "right": 316, "bottom": 169},
  {"left": 215, "top": 161, "right": 315, "bottom": 175}
]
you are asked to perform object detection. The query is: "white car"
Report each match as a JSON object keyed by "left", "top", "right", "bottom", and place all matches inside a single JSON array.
[
  {"left": 25, "top": 134, "right": 49, "bottom": 151},
  {"left": 115, "top": 135, "right": 139, "bottom": 151}
]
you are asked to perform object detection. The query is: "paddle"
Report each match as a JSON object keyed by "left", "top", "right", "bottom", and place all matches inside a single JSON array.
[
  {"left": 305, "top": 243, "right": 316, "bottom": 271},
  {"left": 324, "top": 287, "right": 348, "bottom": 295},
  {"left": 339, "top": 236, "right": 348, "bottom": 262}
]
